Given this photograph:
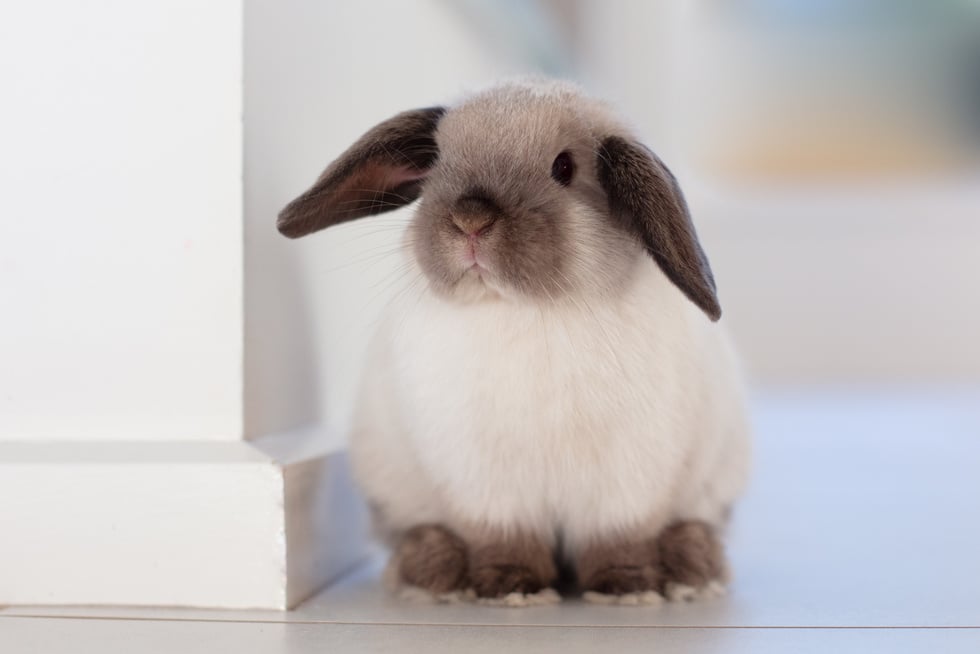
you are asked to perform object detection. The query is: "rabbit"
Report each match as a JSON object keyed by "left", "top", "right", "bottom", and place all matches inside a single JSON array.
[{"left": 277, "top": 79, "right": 751, "bottom": 605}]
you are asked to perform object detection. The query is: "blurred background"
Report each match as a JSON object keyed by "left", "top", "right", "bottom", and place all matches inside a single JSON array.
[{"left": 245, "top": 0, "right": 980, "bottom": 441}]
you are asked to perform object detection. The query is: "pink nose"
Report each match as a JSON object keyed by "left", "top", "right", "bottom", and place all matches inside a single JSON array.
[
  {"left": 451, "top": 211, "right": 496, "bottom": 236},
  {"left": 451, "top": 192, "right": 500, "bottom": 236}
]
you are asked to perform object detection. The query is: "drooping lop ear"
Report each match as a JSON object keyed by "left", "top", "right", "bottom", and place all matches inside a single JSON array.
[
  {"left": 597, "top": 136, "right": 721, "bottom": 321},
  {"left": 277, "top": 106, "right": 446, "bottom": 238}
]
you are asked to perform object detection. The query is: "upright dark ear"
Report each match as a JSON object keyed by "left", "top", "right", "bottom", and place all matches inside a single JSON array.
[
  {"left": 597, "top": 136, "right": 721, "bottom": 321},
  {"left": 277, "top": 106, "right": 446, "bottom": 238}
]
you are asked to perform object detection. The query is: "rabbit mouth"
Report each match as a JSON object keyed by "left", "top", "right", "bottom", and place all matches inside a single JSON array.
[
  {"left": 458, "top": 240, "right": 494, "bottom": 281},
  {"left": 448, "top": 263, "right": 503, "bottom": 302},
  {"left": 461, "top": 262, "right": 490, "bottom": 285}
]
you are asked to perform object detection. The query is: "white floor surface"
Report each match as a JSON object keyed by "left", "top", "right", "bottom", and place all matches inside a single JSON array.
[{"left": 3, "top": 389, "right": 979, "bottom": 652}]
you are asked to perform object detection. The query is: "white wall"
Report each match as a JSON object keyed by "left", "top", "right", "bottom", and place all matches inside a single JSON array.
[
  {"left": 576, "top": 0, "right": 980, "bottom": 385},
  {"left": 693, "top": 180, "right": 980, "bottom": 384},
  {"left": 0, "top": 1, "right": 243, "bottom": 440},
  {"left": 243, "top": 0, "right": 528, "bottom": 439}
]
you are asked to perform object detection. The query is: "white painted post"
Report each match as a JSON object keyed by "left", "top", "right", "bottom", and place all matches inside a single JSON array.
[{"left": 0, "top": 1, "right": 366, "bottom": 609}]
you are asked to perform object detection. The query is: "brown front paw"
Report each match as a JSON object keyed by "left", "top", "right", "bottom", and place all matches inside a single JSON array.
[
  {"left": 657, "top": 520, "right": 728, "bottom": 593},
  {"left": 396, "top": 524, "right": 469, "bottom": 594},
  {"left": 584, "top": 565, "right": 660, "bottom": 595},
  {"left": 468, "top": 533, "right": 557, "bottom": 598},
  {"left": 577, "top": 540, "right": 661, "bottom": 595},
  {"left": 470, "top": 563, "right": 546, "bottom": 597}
]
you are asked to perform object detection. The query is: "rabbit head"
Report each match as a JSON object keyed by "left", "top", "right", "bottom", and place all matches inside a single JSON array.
[{"left": 278, "top": 80, "right": 720, "bottom": 320}]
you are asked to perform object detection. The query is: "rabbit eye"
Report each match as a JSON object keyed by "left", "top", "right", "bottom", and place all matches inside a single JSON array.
[{"left": 551, "top": 151, "right": 574, "bottom": 186}]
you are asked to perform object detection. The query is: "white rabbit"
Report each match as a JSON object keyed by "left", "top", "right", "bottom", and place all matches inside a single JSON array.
[{"left": 278, "top": 79, "right": 750, "bottom": 605}]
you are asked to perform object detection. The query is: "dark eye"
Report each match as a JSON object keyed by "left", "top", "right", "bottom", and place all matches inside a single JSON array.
[{"left": 551, "top": 151, "right": 575, "bottom": 186}]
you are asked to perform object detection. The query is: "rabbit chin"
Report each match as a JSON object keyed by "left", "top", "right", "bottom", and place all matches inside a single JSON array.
[{"left": 442, "top": 264, "right": 505, "bottom": 304}]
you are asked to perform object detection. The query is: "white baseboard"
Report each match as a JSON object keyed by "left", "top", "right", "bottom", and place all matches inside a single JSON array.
[{"left": 0, "top": 432, "right": 368, "bottom": 609}]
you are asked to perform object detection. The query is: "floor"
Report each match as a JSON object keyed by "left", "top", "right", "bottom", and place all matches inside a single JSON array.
[{"left": 3, "top": 389, "right": 979, "bottom": 652}]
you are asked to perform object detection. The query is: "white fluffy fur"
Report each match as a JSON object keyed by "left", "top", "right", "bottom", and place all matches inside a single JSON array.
[
  {"left": 475, "top": 588, "right": 563, "bottom": 607},
  {"left": 664, "top": 580, "right": 728, "bottom": 602},
  {"left": 582, "top": 590, "right": 664, "bottom": 606},
  {"left": 349, "top": 249, "right": 750, "bottom": 555}
]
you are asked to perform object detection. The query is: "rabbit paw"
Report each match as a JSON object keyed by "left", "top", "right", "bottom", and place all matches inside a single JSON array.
[
  {"left": 657, "top": 520, "right": 729, "bottom": 602},
  {"left": 393, "top": 524, "right": 469, "bottom": 595},
  {"left": 468, "top": 533, "right": 558, "bottom": 600}
]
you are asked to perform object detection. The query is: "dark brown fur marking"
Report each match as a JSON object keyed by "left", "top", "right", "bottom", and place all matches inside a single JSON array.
[
  {"left": 576, "top": 521, "right": 727, "bottom": 596},
  {"left": 396, "top": 524, "right": 469, "bottom": 594},
  {"left": 393, "top": 521, "right": 726, "bottom": 598},
  {"left": 277, "top": 106, "right": 445, "bottom": 238},
  {"left": 597, "top": 136, "right": 721, "bottom": 321},
  {"left": 576, "top": 539, "right": 662, "bottom": 594},
  {"left": 657, "top": 520, "right": 728, "bottom": 589},
  {"left": 468, "top": 533, "right": 557, "bottom": 598}
]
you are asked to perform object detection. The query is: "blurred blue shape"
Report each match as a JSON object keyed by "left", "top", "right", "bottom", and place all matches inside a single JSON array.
[{"left": 445, "top": 0, "right": 574, "bottom": 76}]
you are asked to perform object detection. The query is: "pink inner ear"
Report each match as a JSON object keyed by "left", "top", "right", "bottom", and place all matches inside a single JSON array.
[
  {"left": 388, "top": 164, "right": 430, "bottom": 185},
  {"left": 342, "top": 161, "right": 430, "bottom": 197},
  {"left": 325, "top": 160, "right": 434, "bottom": 223}
]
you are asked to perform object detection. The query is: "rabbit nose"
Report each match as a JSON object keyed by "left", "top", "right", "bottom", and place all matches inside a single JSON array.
[
  {"left": 450, "top": 211, "right": 496, "bottom": 236},
  {"left": 451, "top": 193, "right": 500, "bottom": 236}
]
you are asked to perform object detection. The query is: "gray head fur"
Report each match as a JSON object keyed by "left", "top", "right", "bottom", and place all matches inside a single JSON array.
[{"left": 277, "top": 79, "right": 720, "bottom": 319}]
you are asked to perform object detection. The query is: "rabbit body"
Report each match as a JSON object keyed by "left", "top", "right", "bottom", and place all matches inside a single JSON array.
[
  {"left": 278, "top": 80, "right": 751, "bottom": 593},
  {"left": 350, "top": 252, "right": 749, "bottom": 555}
]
